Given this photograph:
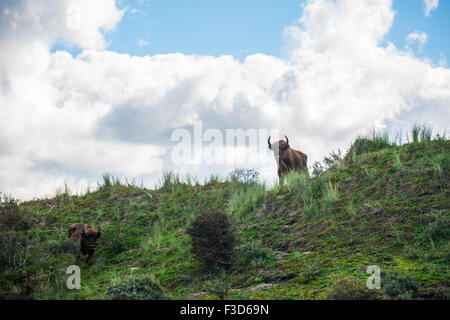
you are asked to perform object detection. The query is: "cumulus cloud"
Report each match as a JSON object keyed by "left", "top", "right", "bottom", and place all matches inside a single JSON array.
[
  {"left": 423, "top": 0, "right": 439, "bottom": 17},
  {"left": 0, "top": 0, "right": 449, "bottom": 199}
]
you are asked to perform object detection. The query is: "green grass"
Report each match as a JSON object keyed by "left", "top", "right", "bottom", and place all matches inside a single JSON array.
[{"left": 0, "top": 129, "right": 449, "bottom": 300}]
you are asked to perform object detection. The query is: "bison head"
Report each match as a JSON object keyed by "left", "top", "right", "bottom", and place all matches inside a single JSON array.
[
  {"left": 81, "top": 226, "right": 101, "bottom": 254},
  {"left": 268, "top": 136, "right": 289, "bottom": 163}
]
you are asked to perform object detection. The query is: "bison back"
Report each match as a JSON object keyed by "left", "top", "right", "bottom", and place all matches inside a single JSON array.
[{"left": 68, "top": 223, "right": 88, "bottom": 239}]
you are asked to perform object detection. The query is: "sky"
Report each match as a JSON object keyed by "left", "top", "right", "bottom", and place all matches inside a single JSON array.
[
  {"left": 53, "top": 0, "right": 450, "bottom": 62},
  {"left": 1, "top": 0, "right": 449, "bottom": 200}
]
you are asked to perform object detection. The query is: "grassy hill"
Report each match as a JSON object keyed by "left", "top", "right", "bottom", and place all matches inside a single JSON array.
[{"left": 1, "top": 130, "right": 449, "bottom": 300}]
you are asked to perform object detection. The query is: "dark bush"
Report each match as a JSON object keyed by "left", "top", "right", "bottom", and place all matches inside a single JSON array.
[
  {"left": 107, "top": 276, "right": 164, "bottom": 300},
  {"left": 327, "top": 277, "right": 376, "bottom": 300},
  {"left": 187, "top": 210, "right": 237, "bottom": 271},
  {"left": 0, "top": 197, "right": 31, "bottom": 232},
  {"left": 382, "top": 270, "right": 419, "bottom": 300}
]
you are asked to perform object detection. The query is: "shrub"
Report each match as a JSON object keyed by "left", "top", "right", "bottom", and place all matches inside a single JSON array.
[
  {"left": 425, "top": 210, "right": 450, "bottom": 243},
  {"left": 382, "top": 270, "right": 419, "bottom": 300},
  {"left": 100, "top": 225, "right": 134, "bottom": 257},
  {"left": 403, "top": 246, "right": 422, "bottom": 260},
  {"left": 311, "top": 150, "right": 343, "bottom": 176},
  {"left": 46, "top": 239, "right": 79, "bottom": 256},
  {"left": 345, "top": 130, "right": 390, "bottom": 161},
  {"left": 0, "top": 196, "right": 31, "bottom": 232},
  {"left": 0, "top": 231, "right": 34, "bottom": 273},
  {"left": 228, "top": 168, "right": 260, "bottom": 185},
  {"left": 234, "top": 240, "right": 274, "bottom": 268},
  {"left": 0, "top": 231, "right": 52, "bottom": 299},
  {"left": 187, "top": 210, "right": 237, "bottom": 271},
  {"left": 203, "top": 270, "right": 231, "bottom": 300},
  {"left": 311, "top": 160, "right": 325, "bottom": 177},
  {"left": 322, "top": 149, "right": 343, "bottom": 169},
  {"left": 327, "top": 277, "right": 375, "bottom": 300},
  {"left": 300, "top": 259, "right": 323, "bottom": 283},
  {"left": 107, "top": 276, "right": 164, "bottom": 300}
]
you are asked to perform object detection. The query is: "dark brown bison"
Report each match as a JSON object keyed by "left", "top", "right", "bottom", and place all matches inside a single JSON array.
[
  {"left": 68, "top": 223, "right": 101, "bottom": 262},
  {"left": 268, "top": 136, "right": 308, "bottom": 179}
]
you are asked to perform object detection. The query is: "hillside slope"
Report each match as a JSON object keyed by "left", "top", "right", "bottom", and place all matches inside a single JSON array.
[{"left": 1, "top": 137, "right": 449, "bottom": 300}]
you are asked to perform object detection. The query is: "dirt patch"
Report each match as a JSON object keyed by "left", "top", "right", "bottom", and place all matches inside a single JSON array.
[
  {"left": 188, "top": 291, "right": 208, "bottom": 298},
  {"left": 360, "top": 203, "right": 386, "bottom": 217},
  {"left": 276, "top": 251, "right": 289, "bottom": 260},
  {"left": 249, "top": 283, "right": 274, "bottom": 291}
]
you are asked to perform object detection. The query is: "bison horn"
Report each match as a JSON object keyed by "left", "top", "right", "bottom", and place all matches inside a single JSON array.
[
  {"left": 282, "top": 136, "right": 289, "bottom": 151},
  {"left": 267, "top": 136, "right": 272, "bottom": 150}
]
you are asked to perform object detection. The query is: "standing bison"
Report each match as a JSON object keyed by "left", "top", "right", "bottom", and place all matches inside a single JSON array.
[
  {"left": 68, "top": 223, "right": 102, "bottom": 262},
  {"left": 268, "top": 136, "right": 308, "bottom": 179}
]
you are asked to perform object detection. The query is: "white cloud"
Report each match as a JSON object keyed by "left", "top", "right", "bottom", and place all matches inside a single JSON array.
[
  {"left": 0, "top": 0, "right": 449, "bottom": 199},
  {"left": 138, "top": 39, "right": 149, "bottom": 47},
  {"left": 0, "top": 0, "right": 123, "bottom": 50},
  {"left": 406, "top": 31, "right": 428, "bottom": 52},
  {"left": 424, "top": 0, "right": 439, "bottom": 17}
]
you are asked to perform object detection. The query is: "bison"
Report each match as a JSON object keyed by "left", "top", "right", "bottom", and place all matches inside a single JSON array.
[
  {"left": 68, "top": 223, "right": 102, "bottom": 262},
  {"left": 268, "top": 136, "right": 308, "bottom": 179}
]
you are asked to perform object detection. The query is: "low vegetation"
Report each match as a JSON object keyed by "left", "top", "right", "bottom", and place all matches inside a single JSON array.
[
  {"left": 187, "top": 210, "right": 237, "bottom": 271},
  {"left": 0, "top": 126, "right": 448, "bottom": 300}
]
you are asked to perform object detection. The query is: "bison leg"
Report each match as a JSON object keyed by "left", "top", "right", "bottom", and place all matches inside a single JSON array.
[
  {"left": 85, "top": 253, "right": 94, "bottom": 263},
  {"left": 77, "top": 246, "right": 88, "bottom": 263},
  {"left": 75, "top": 250, "right": 83, "bottom": 263}
]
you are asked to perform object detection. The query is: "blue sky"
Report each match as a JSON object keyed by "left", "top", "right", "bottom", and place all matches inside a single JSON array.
[{"left": 53, "top": 0, "right": 449, "bottom": 64}]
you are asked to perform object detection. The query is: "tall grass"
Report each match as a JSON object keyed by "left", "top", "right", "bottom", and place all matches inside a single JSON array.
[
  {"left": 160, "top": 171, "right": 182, "bottom": 191},
  {"left": 159, "top": 171, "right": 202, "bottom": 193},
  {"left": 140, "top": 215, "right": 170, "bottom": 252},
  {"left": 393, "top": 151, "right": 403, "bottom": 170},
  {"left": 345, "top": 129, "right": 391, "bottom": 162},
  {"left": 228, "top": 183, "right": 267, "bottom": 221},
  {"left": 100, "top": 173, "right": 123, "bottom": 188},
  {"left": 284, "top": 170, "right": 309, "bottom": 193},
  {"left": 272, "top": 170, "right": 340, "bottom": 220},
  {"left": 321, "top": 180, "right": 339, "bottom": 212},
  {"left": 409, "top": 123, "right": 432, "bottom": 146}
]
